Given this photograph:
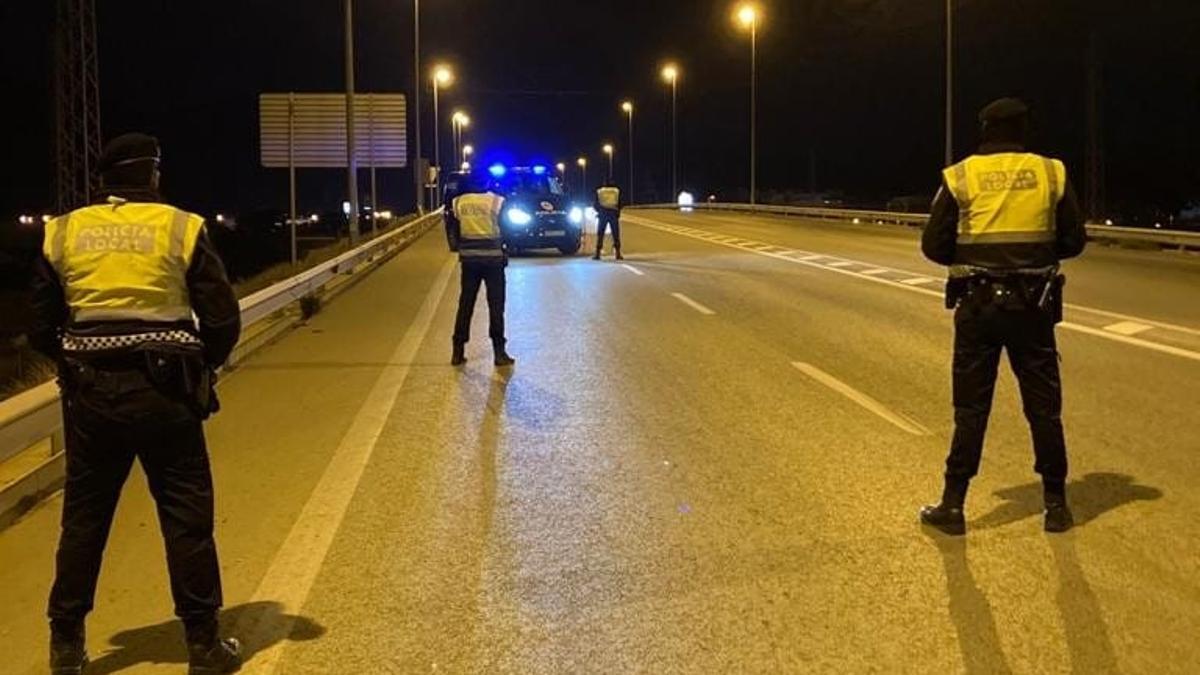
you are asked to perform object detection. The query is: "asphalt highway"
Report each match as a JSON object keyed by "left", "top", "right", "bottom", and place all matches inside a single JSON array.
[{"left": 1, "top": 209, "right": 1197, "bottom": 673}]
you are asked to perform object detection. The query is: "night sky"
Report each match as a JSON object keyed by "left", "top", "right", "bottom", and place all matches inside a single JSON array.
[{"left": 2, "top": 0, "right": 1199, "bottom": 222}]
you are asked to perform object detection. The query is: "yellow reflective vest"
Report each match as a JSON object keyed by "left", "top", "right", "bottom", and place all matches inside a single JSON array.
[
  {"left": 942, "top": 152, "right": 1065, "bottom": 248},
  {"left": 596, "top": 186, "right": 621, "bottom": 210},
  {"left": 452, "top": 192, "right": 505, "bottom": 261},
  {"left": 43, "top": 198, "right": 205, "bottom": 324}
]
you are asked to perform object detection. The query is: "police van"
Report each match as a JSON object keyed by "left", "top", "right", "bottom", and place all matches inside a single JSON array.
[{"left": 489, "top": 165, "right": 585, "bottom": 256}]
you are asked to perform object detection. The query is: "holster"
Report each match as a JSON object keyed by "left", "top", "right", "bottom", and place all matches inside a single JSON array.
[
  {"left": 944, "top": 277, "right": 969, "bottom": 310},
  {"left": 139, "top": 343, "right": 220, "bottom": 420}
]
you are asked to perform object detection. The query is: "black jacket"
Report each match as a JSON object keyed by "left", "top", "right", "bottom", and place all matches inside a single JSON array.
[
  {"left": 922, "top": 142, "right": 1087, "bottom": 269},
  {"left": 30, "top": 188, "right": 242, "bottom": 368}
]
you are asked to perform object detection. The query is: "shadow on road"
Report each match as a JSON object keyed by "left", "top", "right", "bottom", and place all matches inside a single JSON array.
[
  {"left": 1049, "top": 537, "right": 1121, "bottom": 674},
  {"left": 970, "top": 472, "right": 1162, "bottom": 531},
  {"left": 928, "top": 533, "right": 1014, "bottom": 674},
  {"left": 85, "top": 601, "right": 325, "bottom": 675}
]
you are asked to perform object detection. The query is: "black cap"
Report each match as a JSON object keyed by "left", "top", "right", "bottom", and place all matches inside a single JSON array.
[
  {"left": 98, "top": 133, "right": 161, "bottom": 174},
  {"left": 978, "top": 97, "right": 1029, "bottom": 124}
]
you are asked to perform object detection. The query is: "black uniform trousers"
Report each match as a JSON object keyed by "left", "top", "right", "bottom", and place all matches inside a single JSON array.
[
  {"left": 596, "top": 208, "right": 621, "bottom": 253},
  {"left": 48, "top": 362, "right": 222, "bottom": 628},
  {"left": 453, "top": 261, "right": 506, "bottom": 345},
  {"left": 946, "top": 288, "right": 1068, "bottom": 485}
]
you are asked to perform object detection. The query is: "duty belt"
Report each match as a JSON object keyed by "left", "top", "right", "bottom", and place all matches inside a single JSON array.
[{"left": 62, "top": 330, "right": 202, "bottom": 353}]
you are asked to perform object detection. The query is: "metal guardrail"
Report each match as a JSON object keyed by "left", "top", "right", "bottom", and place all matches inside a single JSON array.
[
  {"left": 0, "top": 210, "right": 441, "bottom": 526},
  {"left": 632, "top": 202, "right": 1200, "bottom": 249}
]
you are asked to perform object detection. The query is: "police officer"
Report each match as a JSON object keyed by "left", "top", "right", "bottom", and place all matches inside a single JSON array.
[
  {"left": 593, "top": 180, "right": 624, "bottom": 260},
  {"left": 30, "top": 134, "right": 243, "bottom": 674},
  {"left": 919, "top": 98, "right": 1087, "bottom": 536},
  {"left": 449, "top": 174, "right": 515, "bottom": 367}
]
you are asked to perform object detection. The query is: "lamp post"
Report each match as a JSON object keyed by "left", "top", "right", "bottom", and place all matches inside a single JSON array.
[
  {"left": 945, "top": 0, "right": 954, "bottom": 165},
  {"left": 412, "top": 0, "right": 422, "bottom": 213},
  {"left": 344, "top": 0, "right": 360, "bottom": 241},
  {"left": 736, "top": 4, "right": 760, "bottom": 205},
  {"left": 431, "top": 65, "right": 453, "bottom": 206},
  {"left": 602, "top": 143, "right": 614, "bottom": 182},
  {"left": 577, "top": 157, "right": 588, "bottom": 194},
  {"left": 451, "top": 111, "right": 470, "bottom": 169},
  {"left": 622, "top": 101, "right": 634, "bottom": 202},
  {"left": 661, "top": 64, "right": 680, "bottom": 199}
]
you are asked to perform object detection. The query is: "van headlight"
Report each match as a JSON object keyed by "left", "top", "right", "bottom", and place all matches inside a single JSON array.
[
  {"left": 506, "top": 208, "right": 532, "bottom": 226},
  {"left": 569, "top": 207, "right": 584, "bottom": 224}
]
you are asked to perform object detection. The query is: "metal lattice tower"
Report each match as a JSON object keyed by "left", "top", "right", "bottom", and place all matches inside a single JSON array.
[{"left": 54, "top": 0, "right": 102, "bottom": 214}]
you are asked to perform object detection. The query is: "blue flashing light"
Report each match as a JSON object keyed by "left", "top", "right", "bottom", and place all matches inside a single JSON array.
[
  {"left": 488, "top": 163, "right": 507, "bottom": 178},
  {"left": 533, "top": 165, "right": 547, "bottom": 175}
]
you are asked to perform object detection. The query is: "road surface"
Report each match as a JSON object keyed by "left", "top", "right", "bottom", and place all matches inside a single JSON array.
[{"left": 1, "top": 209, "right": 1197, "bottom": 673}]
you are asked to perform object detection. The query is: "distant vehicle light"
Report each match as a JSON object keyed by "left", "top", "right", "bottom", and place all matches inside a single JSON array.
[
  {"left": 216, "top": 214, "right": 226, "bottom": 223},
  {"left": 311, "top": 213, "right": 320, "bottom": 223},
  {"left": 569, "top": 207, "right": 584, "bottom": 224},
  {"left": 1104, "top": 219, "right": 1113, "bottom": 226},
  {"left": 41, "top": 214, "right": 53, "bottom": 224},
  {"left": 489, "top": 164, "right": 507, "bottom": 178},
  {"left": 677, "top": 191, "right": 695, "bottom": 207},
  {"left": 507, "top": 208, "right": 532, "bottom": 225},
  {"left": 342, "top": 201, "right": 352, "bottom": 216},
  {"left": 853, "top": 218, "right": 862, "bottom": 224},
  {"left": 533, "top": 165, "right": 547, "bottom": 175}
]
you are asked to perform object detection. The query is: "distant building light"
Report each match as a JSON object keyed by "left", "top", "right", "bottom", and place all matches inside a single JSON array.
[{"left": 215, "top": 214, "right": 226, "bottom": 223}]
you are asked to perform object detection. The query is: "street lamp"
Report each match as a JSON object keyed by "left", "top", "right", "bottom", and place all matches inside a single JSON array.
[
  {"left": 431, "top": 64, "right": 454, "bottom": 206},
  {"left": 577, "top": 156, "right": 588, "bottom": 194},
  {"left": 736, "top": 4, "right": 760, "bottom": 205},
  {"left": 556, "top": 162, "right": 566, "bottom": 174},
  {"left": 452, "top": 111, "right": 470, "bottom": 168},
  {"left": 622, "top": 101, "right": 635, "bottom": 202},
  {"left": 412, "top": 0, "right": 422, "bottom": 213},
  {"left": 345, "top": 0, "right": 360, "bottom": 241},
  {"left": 602, "top": 143, "right": 614, "bottom": 182},
  {"left": 661, "top": 63, "right": 680, "bottom": 198},
  {"left": 945, "top": 0, "right": 954, "bottom": 165}
]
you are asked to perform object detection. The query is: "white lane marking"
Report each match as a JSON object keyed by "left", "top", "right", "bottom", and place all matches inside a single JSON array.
[
  {"left": 795, "top": 254, "right": 825, "bottom": 261},
  {"left": 627, "top": 213, "right": 1200, "bottom": 362},
  {"left": 621, "top": 263, "right": 645, "bottom": 276},
  {"left": 900, "top": 277, "right": 937, "bottom": 286},
  {"left": 826, "top": 261, "right": 856, "bottom": 268},
  {"left": 1063, "top": 322, "right": 1200, "bottom": 362},
  {"left": 792, "top": 362, "right": 931, "bottom": 436},
  {"left": 237, "top": 257, "right": 457, "bottom": 674},
  {"left": 1104, "top": 321, "right": 1153, "bottom": 336},
  {"left": 672, "top": 292, "right": 717, "bottom": 315},
  {"left": 860, "top": 268, "right": 890, "bottom": 275}
]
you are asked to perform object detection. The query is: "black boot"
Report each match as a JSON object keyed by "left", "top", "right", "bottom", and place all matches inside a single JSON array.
[
  {"left": 49, "top": 621, "right": 88, "bottom": 675},
  {"left": 186, "top": 617, "right": 242, "bottom": 675},
  {"left": 493, "top": 339, "right": 515, "bottom": 367},
  {"left": 920, "top": 479, "right": 968, "bottom": 536},
  {"left": 615, "top": 248, "right": 624, "bottom": 260},
  {"left": 592, "top": 250, "right": 601, "bottom": 260},
  {"left": 1044, "top": 481, "right": 1074, "bottom": 533},
  {"left": 451, "top": 342, "right": 466, "bottom": 366}
]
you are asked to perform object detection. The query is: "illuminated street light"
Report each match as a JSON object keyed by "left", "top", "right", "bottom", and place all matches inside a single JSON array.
[
  {"left": 430, "top": 63, "right": 454, "bottom": 206},
  {"left": 577, "top": 156, "right": 588, "bottom": 194},
  {"left": 603, "top": 143, "right": 614, "bottom": 182},
  {"left": 735, "top": 3, "right": 761, "bottom": 205},
  {"left": 622, "top": 101, "right": 635, "bottom": 202},
  {"left": 556, "top": 162, "right": 566, "bottom": 174},
  {"left": 452, "top": 111, "right": 470, "bottom": 167},
  {"left": 461, "top": 161, "right": 471, "bottom": 171},
  {"left": 661, "top": 63, "right": 680, "bottom": 197}
]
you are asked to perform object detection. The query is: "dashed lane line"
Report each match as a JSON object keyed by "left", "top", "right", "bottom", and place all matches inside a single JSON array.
[
  {"left": 672, "top": 292, "right": 717, "bottom": 316},
  {"left": 621, "top": 263, "right": 646, "bottom": 276},
  {"left": 1104, "top": 321, "right": 1153, "bottom": 336},
  {"left": 792, "top": 362, "right": 931, "bottom": 436}
]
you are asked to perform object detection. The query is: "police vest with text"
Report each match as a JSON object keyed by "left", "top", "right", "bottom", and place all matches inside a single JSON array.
[
  {"left": 596, "top": 186, "right": 620, "bottom": 211},
  {"left": 453, "top": 192, "right": 506, "bottom": 262},
  {"left": 43, "top": 198, "right": 205, "bottom": 326},
  {"left": 942, "top": 153, "right": 1065, "bottom": 270}
]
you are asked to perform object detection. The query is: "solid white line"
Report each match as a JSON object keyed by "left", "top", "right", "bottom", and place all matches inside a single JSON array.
[
  {"left": 826, "top": 261, "right": 855, "bottom": 268},
  {"left": 795, "top": 254, "right": 825, "bottom": 261},
  {"left": 628, "top": 214, "right": 1200, "bottom": 361},
  {"left": 900, "top": 277, "right": 937, "bottom": 286},
  {"left": 860, "top": 268, "right": 890, "bottom": 275},
  {"left": 621, "top": 263, "right": 645, "bottom": 276},
  {"left": 672, "top": 292, "right": 717, "bottom": 315},
  {"left": 237, "top": 257, "right": 457, "bottom": 674},
  {"left": 1104, "top": 321, "right": 1152, "bottom": 336},
  {"left": 792, "top": 362, "right": 930, "bottom": 436}
]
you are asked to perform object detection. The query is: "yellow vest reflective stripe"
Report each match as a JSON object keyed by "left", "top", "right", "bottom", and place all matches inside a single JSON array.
[
  {"left": 943, "top": 153, "right": 1065, "bottom": 246},
  {"left": 596, "top": 187, "right": 620, "bottom": 210},
  {"left": 44, "top": 201, "right": 204, "bottom": 324},
  {"left": 453, "top": 192, "right": 505, "bottom": 258}
]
